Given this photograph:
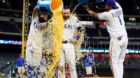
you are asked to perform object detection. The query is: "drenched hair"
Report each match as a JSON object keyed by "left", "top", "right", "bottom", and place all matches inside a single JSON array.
[{"left": 63, "top": 6, "right": 70, "bottom": 10}]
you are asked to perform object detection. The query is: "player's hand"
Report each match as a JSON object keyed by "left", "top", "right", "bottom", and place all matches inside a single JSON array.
[
  {"left": 69, "top": 39, "right": 77, "bottom": 44},
  {"left": 57, "top": 66, "right": 63, "bottom": 72},
  {"left": 82, "top": 4, "right": 89, "bottom": 10}
]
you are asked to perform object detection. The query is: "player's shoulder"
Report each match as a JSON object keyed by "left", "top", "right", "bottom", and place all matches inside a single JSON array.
[
  {"left": 70, "top": 15, "right": 79, "bottom": 20},
  {"left": 99, "top": 11, "right": 112, "bottom": 16},
  {"left": 98, "top": 11, "right": 113, "bottom": 20},
  {"left": 32, "top": 16, "right": 39, "bottom": 24},
  {"left": 32, "top": 14, "right": 38, "bottom": 20},
  {"left": 71, "top": 15, "right": 80, "bottom": 23}
]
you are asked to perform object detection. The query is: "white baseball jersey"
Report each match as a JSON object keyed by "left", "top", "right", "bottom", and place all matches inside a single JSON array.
[
  {"left": 29, "top": 16, "right": 47, "bottom": 36},
  {"left": 98, "top": 2, "right": 127, "bottom": 39},
  {"left": 27, "top": 15, "right": 48, "bottom": 48},
  {"left": 98, "top": 2, "right": 128, "bottom": 78},
  {"left": 58, "top": 15, "right": 80, "bottom": 78},
  {"left": 26, "top": 15, "right": 47, "bottom": 66},
  {"left": 63, "top": 15, "right": 81, "bottom": 40}
]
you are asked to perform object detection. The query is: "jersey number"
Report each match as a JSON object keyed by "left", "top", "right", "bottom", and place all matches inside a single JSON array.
[{"left": 118, "top": 16, "right": 122, "bottom": 25}]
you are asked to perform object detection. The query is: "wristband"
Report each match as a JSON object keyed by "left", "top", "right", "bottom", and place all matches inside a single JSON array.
[{"left": 76, "top": 36, "right": 80, "bottom": 40}]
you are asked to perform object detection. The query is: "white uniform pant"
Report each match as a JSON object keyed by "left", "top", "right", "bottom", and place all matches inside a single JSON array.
[
  {"left": 109, "top": 36, "right": 128, "bottom": 78},
  {"left": 40, "top": 66, "right": 47, "bottom": 76},
  {"left": 58, "top": 43, "right": 77, "bottom": 78},
  {"left": 18, "top": 67, "right": 25, "bottom": 74},
  {"left": 85, "top": 66, "right": 92, "bottom": 75},
  {"left": 26, "top": 41, "right": 42, "bottom": 66}
]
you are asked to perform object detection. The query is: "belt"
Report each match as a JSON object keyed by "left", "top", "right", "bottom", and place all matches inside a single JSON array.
[
  {"left": 117, "top": 36, "right": 123, "bottom": 40},
  {"left": 62, "top": 40, "right": 68, "bottom": 44}
]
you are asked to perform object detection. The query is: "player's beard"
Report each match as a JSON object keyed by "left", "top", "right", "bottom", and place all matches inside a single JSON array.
[
  {"left": 39, "top": 17, "right": 46, "bottom": 23},
  {"left": 63, "top": 16, "right": 70, "bottom": 20}
]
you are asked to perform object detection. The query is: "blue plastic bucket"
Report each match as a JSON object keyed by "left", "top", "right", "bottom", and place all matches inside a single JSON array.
[{"left": 37, "top": 0, "right": 63, "bottom": 13}]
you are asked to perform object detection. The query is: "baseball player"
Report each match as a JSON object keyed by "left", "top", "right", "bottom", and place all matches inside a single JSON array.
[
  {"left": 85, "top": 52, "right": 95, "bottom": 77},
  {"left": 25, "top": 2, "right": 52, "bottom": 77},
  {"left": 57, "top": 6, "right": 82, "bottom": 78},
  {"left": 82, "top": 0, "right": 128, "bottom": 78},
  {"left": 26, "top": 5, "right": 51, "bottom": 66},
  {"left": 16, "top": 54, "right": 25, "bottom": 77}
]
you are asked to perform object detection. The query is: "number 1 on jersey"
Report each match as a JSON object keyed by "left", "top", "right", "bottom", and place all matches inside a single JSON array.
[{"left": 118, "top": 16, "right": 122, "bottom": 25}]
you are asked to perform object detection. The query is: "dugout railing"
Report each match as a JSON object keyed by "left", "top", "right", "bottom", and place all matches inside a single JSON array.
[
  {"left": 78, "top": 37, "right": 140, "bottom": 68},
  {"left": 82, "top": 37, "right": 140, "bottom": 51}
]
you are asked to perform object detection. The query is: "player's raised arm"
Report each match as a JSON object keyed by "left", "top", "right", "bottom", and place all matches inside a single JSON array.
[
  {"left": 114, "top": 1, "right": 122, "bottom": 10},
  {"left": 32, "top": 5, "right": 38, "bottom": 18},
  {"left": 82, "top": 4, "right": 98, "bottom": 19}
]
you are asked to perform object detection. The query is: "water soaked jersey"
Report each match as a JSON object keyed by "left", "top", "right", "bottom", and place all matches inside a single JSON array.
[{"left": 63, "top": 15, "right": 81, "bottom": 40}]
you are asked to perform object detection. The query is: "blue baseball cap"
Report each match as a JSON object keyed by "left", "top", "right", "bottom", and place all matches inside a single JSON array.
[{"left": 105, "top": 0, "right": 118, "bottom": 9}]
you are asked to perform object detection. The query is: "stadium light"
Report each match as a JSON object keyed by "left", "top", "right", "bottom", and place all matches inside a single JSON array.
[
  {"left": 29, "top": 3, "right": 31, "bottom": 6},
  {"left": 137, "top": 6, "right": 139, "bottom": 10},
  {"left": 96, "top": 6, "right": 99, "bottom": 9},
  {"left": 2, "top": 0, "right": 6, "bottom": 3},
  {"left": 129, "top": 17, "right": 136, "bottom": 21}
]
